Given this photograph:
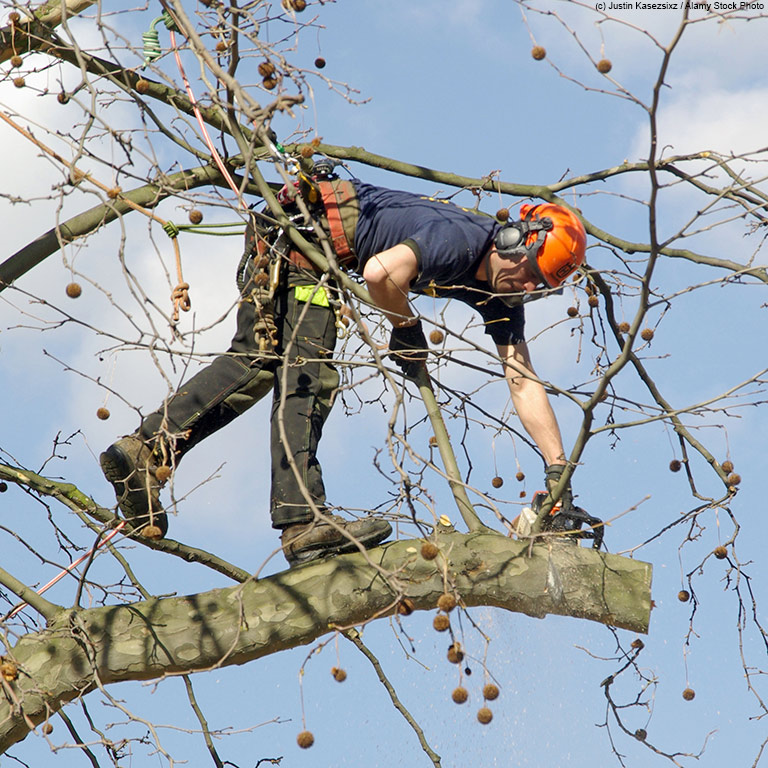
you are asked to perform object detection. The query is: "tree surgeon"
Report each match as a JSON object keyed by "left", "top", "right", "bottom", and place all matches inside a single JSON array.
[{"left": 100, "top": 166, "right": 590, "bottom": 566}]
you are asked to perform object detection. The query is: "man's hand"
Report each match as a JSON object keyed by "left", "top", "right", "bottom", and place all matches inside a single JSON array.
[
  {"left": 389, "top": 321, "right": 428, "bottom": 378},
  {"left": 544, "top": 463, "right": 573, "bottom": 510}
]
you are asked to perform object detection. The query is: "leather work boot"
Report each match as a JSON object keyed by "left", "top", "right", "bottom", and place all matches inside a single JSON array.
[
  {"left": 280, "top": 514, "right": 392, "bottom": 567},
  {"left": 99, "top": 436, "right": 169, "bottom": 538}
]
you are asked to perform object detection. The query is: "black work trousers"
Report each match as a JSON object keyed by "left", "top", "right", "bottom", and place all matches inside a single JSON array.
[{"left": 140, "top": 267, "right": 340, "bottom": 529}]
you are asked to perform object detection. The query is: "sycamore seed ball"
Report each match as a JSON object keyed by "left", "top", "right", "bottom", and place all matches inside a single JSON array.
[
  {"left": 640, "top": 328, "right": 655, "bottom": 341},
  {"left": 258, "top": 61, "right": 276, "bottom": 78},
  {"left": 596, "top": 58, "right": 613, "bottom": 73},
  {"left": 618, "top": 321, "right": 630, "bottom": 333},
  {"left": 678, "top": 590, "right": 690, "bottom": 602},
  {"left": 42, "top": 723, "right": 54, "bottom": 735},
  {"left": 567, "top": 306, "right": 579, "bottom": 318},
  {"left": 429, "top": 435, "right": 438, "bottom": 447},
  {"left": 421, "top": 541, "right": 439, "bottom": 560},
  {"left": 429, "top": 329, "right": 444, "bottom": 345},
  {"left": 107, "top": 187, "right": 121, "bottom": 199},
  {"left": 0, "top": 482, "right": 7, "bottom": 492},
  {"left": 9, "top": 12, "right": 20, "bottom": 23},
  {"left": 631, "top": 638, "right": 645, "bottom": 650},
  {"left": 66, "top": 282, "right": 82, "bottom": 298},
  {"left": 516, "top": 471, "right": 525, "bottom": 482},
  {"left": 13, "top": 77, "right": 25, "bottom": 88},
  {"left": 452, "top": 686, "right": 469, "bottom": 704},
  {"left": 315, "top": 57, "right": 326, "bottom": 69},
  {"left": 331, "top": 666, "right": 347, "bottom": 682},
  {"left": 447, "top": 643, "right": 464, "bottom": 664},
  {"left": 496, "top": 208, "right": 510, "bottom": 222},
  {"left": 296, "top": 730, "right": 314, "bottom": 749},
  {"left": 262, "top": 76, "right": 278, "bottom": 90},
  {"left": 669, "top": 459, "right": 682, "bottom": 473},
  {"left": 531, "top": 45, "right": 546, "bottom": 60},
  {"left": 726, "top": 473, "right": 741, "bottom": 486},
  {"left": 588, "top": 295, "right": 599, "bottom": 308},
  {"left": 136, "top": 79, "right": 150, "bottom": 94},
  {"left": 635, "top": 728, "right": 647, "bottom": 741},
  {"left": 397, "top": 597, "right": 415, "bottom": 616},
  {"left": 714, "top": 545, "right": 728, "bottom": 560},
  {"left": 142, "top": 524, "right": 164, "bottom": 540},
  {"left": 96, "top": 407, "right": 110, "bottom": 421},
  {"left": 477, "top": 707, "right": 493, "bottom": 724},
  {"left": 189, "top": 209, "right": 203, "bottom": 224},
  {"left": 491, "top": 476, "right": 503, "bottom": 489},
  {"left": 215, "top": 40, "right": 228, "bottom": 52},
  {"left": 437, "top": 593, "right": 457, "bottom": 613},
  {"left": 57, "top": 91, "right": 69, "bottom": 104},
  {"left": 155, "top": 465, "right": 172, "bottom": 482},
  {"left": 1, "top": 662, "right": 18, "bottom": 681},
  {"left": 433, "top": 614, "right": 450, "bottom": 632},
  {"left": 721, "top": 460, "right": 734, "bottom": 474},
  {"left": 10, "top": 55, "right": 23, "bottom": 68},
  {"left": 483, "top": 683, "right": 500, "bottom": 701},
  {"left": 682, "top": 688, "right": 696, "bottom": 701}
]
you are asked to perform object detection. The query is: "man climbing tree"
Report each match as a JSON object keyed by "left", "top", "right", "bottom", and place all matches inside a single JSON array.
[{"left": 100, "top": 167, "right": 596, "bottom": 565}]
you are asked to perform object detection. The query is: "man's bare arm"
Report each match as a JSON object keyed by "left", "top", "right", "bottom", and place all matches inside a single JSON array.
[
  {"left": 361, "top": 243, "right": 419, "bottom": 327},
  {"left": 496, "top": 341, "right": 566, "bottom": 467}
]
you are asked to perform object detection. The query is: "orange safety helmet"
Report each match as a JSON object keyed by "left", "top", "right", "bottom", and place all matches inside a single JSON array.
[{"left": 494, "top": 203, "right": 587, "bottom": 289}]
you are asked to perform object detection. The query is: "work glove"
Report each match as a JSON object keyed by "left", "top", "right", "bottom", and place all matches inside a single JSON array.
[
  {"left": 544, "top": 463, "right": 574, "bottom": 511},
  {"left": 389, "top": 321, "right": 428, "bottom": 378}
]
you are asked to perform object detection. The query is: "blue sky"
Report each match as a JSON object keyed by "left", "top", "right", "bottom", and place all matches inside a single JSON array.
[{"left": 1, "top": 1, "right": 767, "bottom": 766}]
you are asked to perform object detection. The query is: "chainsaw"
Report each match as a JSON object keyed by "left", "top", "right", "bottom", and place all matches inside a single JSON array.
[{"left": 517, "top": 491, "right": 604, "bottom": 549}]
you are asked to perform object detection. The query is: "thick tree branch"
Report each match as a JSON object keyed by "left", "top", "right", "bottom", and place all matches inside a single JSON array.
[{"left": 0, "top": 532, "right": 652, "bottom": 752}]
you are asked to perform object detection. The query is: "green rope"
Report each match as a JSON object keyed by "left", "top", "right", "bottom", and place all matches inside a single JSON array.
[{"left": 162, "top": 221, "right": 180, "bottom": 238}]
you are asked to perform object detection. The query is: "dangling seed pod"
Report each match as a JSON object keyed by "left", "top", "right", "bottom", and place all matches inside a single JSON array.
[
  {"left": 618, "top": 321, "right": 630, "bottom": 333},
  {"left": 640, "top": 328, "right": 654, "bottom": 341},
  {"left": 669, "top": 459, "right": 681, "bottom": 472},
  {"left": 726, "top": 473, "right": 741, "bottom": 486},
  {"left": 136, "top": 79, "right": 151, "bottom": 94},
  {"left": 397, "top": 597, "right": 415, "bottom": 616},
  {"left": 258, "top": 61, "right": 276, "bottom": 78},
  {"left": 477, "top": 706, "right": 493, "bottom": 724},
  {"left": 13, "top": 77, "right": 25, "bottom": 88},
  {"left": 142, "top": 524, "right": 164, "bottom": 540},
  {"left": 567, "top": 306, "right": 579, "bottom": 318},
  {"left": 433, "top": 614, "right": 450, "bottom": 632},
  {"left": 491, "top": 476, "right": 503, "bottom": 489},
  {"left": 531, "top": 46, "right": 546, "bottom": 60},
  {"left": 496, "top": 208, "right": 510, "bottom": 222},
  {"left": 721, "top": 460, "right": 734, "bottom": 474},
  {"left": 331, "top": 666, "right": 347, "bottom": 682},
  {"left": 421, "top": 541, "right": 438, "bottom": 560},
  {"left": 515, "top": 471, "right": 525, "bottom": 482},
  {"left": 96, "top": 407, "right": 110, "bottom": 421},
  {"left": 437, "top": 593, "right": 457, "bottom": 613},
  {"left": 155, "top": 465, "right": 172, "bottom": 483},
  {"left": 66, "top": 282, "right": 82, "bottom": 298},
  {"left": 713, "top": 545, "right": 728, "bottom": 559},
  {"left": 188, "top": 209, "right": 203, "bottom": 224},
  {"left": 634, "top": 728, "right": 647, "bottom": 741},
  {"left": 596, "top": 58, "right": 613, "bottom": 73},
  {"left": 483, "top": 683, "right": 500, "bottom": 701},
  {"left": 314, "top": 57, "right": 326, "bottom": 69},
  {"left": 682, "top": 687, "right": 695, "bottom": 701},
  {"left": 678, "top": 590, "right": 690, "bottom": 602},
  {"left": 10, "top": 55, "right": 23, "bottom": 68},
  {"left": 296, "top": 730, "right": 314, "bottom": 748},
  {"left": 447, "top": 643, "right": 464, "bottom": 664},
  {"left": 429, "top": 329, "right": 444, "bottom": 345},
  {"left": 452, "top": 686, "right": 469, "bottom": 704}
]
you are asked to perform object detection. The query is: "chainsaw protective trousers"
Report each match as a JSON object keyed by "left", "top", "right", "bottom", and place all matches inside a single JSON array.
[{"left": 139, "top": 265, "right": 340, "bottom": 529}]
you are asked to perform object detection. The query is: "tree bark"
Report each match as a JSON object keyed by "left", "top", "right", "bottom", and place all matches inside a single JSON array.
[{"left": 0, "top": 531, "right": 651, "bottom": 752}]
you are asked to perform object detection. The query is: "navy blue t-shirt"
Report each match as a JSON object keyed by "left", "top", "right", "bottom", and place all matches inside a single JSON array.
[{"left": 351, "top": 181, "right": 525, "bottom": 345}]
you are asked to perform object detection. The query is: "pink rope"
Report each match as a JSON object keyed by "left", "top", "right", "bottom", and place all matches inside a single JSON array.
[
  {"left": 169, "top": 30, "right": 243, "bottom": 202},
  {"left": 6, "top": 521, "right": 127, "bottom": 619}
]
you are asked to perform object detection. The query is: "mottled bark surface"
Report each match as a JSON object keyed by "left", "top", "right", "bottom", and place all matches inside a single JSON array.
[{"left": 0, "top": 531, "right": 651, "bottom": 752}]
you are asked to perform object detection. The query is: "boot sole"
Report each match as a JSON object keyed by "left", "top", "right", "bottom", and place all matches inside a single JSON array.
[{"left": 100, "top": 444, "right": 168, "bottom": 537}]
